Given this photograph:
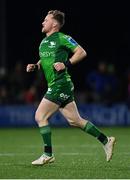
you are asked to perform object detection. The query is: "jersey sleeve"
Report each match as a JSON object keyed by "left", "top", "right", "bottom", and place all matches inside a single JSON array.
[{"left": 61, "top": 35, "right": 79, "bottom": 52}]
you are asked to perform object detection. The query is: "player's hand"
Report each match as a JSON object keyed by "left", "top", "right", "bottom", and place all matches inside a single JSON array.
[
  {"left": 26, "top": 64, "right": 37, "bottom": 72},
  {"left": 53, "top": 62, "right": 65, "bottom": 71}
]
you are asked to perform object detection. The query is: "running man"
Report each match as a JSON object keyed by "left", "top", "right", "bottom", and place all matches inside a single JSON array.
[{"left": 26, "top": 10, "right": 116, "bottom": 165}]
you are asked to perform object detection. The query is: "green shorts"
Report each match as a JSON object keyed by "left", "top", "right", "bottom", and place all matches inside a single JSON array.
[{"left": 44, "top": 81, "right": 74, "bottom": 107}]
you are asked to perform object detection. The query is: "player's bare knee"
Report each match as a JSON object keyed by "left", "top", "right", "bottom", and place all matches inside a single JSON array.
[
  {"left": 35, "top": 112, "right": 40, "bottom": 123},
  {"left": 35, "top": 111, "right": 44, "bottom": 123}
]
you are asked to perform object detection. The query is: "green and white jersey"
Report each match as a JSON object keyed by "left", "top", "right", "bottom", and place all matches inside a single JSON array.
[{"left": 39, "top": 32, "right": 78, "bottom": 87}]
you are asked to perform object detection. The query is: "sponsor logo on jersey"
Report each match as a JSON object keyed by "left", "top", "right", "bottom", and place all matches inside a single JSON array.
[
  {"left": 40, "top": 51, "right": 55, "bottom": 58},
  {"left": 47, "top": 88, "right": 52, "bottom": 94},
  {"left": 59, "top": 93, "right": 70, "bottom": 100},
  {"left": 48, "top": 41, "right": 56, "bottom": 48},
  {"left": 67, "top": 37, "right": 78, "bottom": 46}
]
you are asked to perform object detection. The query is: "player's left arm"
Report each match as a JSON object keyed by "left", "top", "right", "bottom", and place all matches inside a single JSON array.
[
  {"left": 69, "top": 45, "right": 87, "bottom": 65},
  {"left": 54, "top": 46, "right": 87, "bottom": 71}
]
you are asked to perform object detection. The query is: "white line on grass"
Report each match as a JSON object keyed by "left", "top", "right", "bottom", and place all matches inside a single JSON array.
[
  {"left": 0, "top": 152, "right": 129, "bottom": 157},
  {"left": 0, "top": 162, "right": 27, "bottom": 166},
  {"left": 21, "top": 144, "right": 130, "bottom": 148},
  {"left": 0, "top": 152, "right": 94, "bottom": 157},
  {"left": 0, "top": 153, "right": 35, "bottom": 156}
]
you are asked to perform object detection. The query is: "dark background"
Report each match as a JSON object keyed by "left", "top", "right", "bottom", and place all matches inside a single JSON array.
[
  {"left": 0, "top": 0, "right": 130, "bottom": 93},
  {"left": 4, "top": 1, "right": 130, "bottom": 67}
]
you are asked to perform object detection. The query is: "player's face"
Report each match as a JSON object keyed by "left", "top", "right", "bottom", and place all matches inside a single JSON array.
[{"left": 42, "top": 14, "right": 55, "bottom": 33}]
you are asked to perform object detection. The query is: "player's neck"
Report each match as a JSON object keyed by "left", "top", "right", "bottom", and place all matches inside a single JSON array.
[{"left": 46, "top": 29, "right": 59, "bottom": 37}]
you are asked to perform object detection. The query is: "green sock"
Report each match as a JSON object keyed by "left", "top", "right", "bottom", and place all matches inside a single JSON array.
[
  {"left": 83, "top": 122, "right": 108, "bottom": 145},
  {"left": 39, "top": 125, "right": 52, "bottom": 156}
]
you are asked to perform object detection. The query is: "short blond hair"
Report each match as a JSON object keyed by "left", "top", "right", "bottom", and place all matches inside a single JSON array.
[{"left": 48, "top": 10, "right": 65, "bottom": 28}]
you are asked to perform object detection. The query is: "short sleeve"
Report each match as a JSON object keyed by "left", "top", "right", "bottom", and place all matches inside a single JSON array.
[{"left": 61, "top": 34, "right": 79, "bottom": 52}]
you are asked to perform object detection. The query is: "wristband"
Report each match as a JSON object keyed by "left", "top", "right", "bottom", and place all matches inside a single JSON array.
[
  {"left": 64, "top": 60, "right": 72, "bottom": 68},
  {"left": 34, "top": 64, "right": 39, "bottom": 71}
]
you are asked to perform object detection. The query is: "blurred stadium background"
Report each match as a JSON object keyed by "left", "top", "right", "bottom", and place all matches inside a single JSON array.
[
  {"left": 0, "top": 0, "right": 130, "bottom": 127},
  {"left": 0, "top": 0, "right": 130, "bottom": 179}
]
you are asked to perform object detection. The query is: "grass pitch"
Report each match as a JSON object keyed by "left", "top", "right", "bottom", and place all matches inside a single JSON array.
[{"left": 0, "top": 127, "right": 130, "bottom": 179}]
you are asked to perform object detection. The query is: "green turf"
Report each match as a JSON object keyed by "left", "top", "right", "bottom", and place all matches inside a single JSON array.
[{"left": 0, "top": 127, "right": 130, "bottom": 179}]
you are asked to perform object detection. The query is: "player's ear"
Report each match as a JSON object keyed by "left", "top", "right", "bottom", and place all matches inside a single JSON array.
[
  {"left": 53, "top": 20, "right": 59, "bottom": 28},
  {"left": 53, "top": 22, "right": 57, "bottom": 27}
]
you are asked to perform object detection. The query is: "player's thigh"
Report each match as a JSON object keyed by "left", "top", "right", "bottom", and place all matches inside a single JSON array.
[
  {"left": 59, "top": 101, "right": 87, "bottom": 127},
  {"left": 59, "top": 101, "right": 81, "bottom": 120},
  {"left": 35, "top": 97, "right": 59, "bottom": 120},
  {"left": 60, "top": 101, "right": 87, "bottom": 128},
  {"left": 60, "top": 101, "right": 81, "bottom": 121}
]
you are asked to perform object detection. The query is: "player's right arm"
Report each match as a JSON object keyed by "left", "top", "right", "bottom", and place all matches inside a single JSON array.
[{"left": 26, "top": 60, "right": 41, "bottom": 72}]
